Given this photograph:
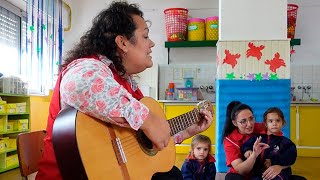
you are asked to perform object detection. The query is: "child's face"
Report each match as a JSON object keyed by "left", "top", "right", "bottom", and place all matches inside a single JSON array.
[
  {"left": 265, "top": 112, "right": 284, "bottom": 135},
  {"left": 193, "top": 142, "right": 210, "bottom": 162}
]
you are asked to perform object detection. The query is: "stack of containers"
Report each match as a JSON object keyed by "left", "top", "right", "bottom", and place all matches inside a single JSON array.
[
  {"left": 205, "top": 16, "right": 219, "bottom": 40},
  {"left": 165, "top": 82, "right": 175, "bottom": 100},
  {"left": 187, "top": 18, "right": 205, "bottom": 41}
]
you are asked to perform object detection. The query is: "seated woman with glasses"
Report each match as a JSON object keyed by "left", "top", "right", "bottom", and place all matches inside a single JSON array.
[
  {"left": 222, "top": 101, "right": 276, "bottom": 180},
  {"left": 222, "top": 101, "right": 307, "bottom": 180}
]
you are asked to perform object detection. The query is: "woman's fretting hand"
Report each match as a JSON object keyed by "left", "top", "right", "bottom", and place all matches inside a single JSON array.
[{"left": 186, "top": 109, "right": 213, "bottom": 138}]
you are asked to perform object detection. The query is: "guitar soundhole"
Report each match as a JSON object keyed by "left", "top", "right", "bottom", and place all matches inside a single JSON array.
[{"left": 136, "top": 130, "right": 158, "bottom": 156}]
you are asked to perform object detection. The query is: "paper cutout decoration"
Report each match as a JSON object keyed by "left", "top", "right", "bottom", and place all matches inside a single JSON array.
[
  {"left": 223, "top": 50, "right": 241, "bottom": 68},
  {"left": 246, "top": 42, "right": 265, "bottom": 60},
  {"left": 270, "top": 73, "right": 278, "bottom": 80},
  {"left": 265, "top": 52, "right": 286, "bottom": 73},
  {"left": 247, "top": 73, "right": 255, "bottom": 81},
  {"left": 262, "top": 72, "right": 270, "bottom": 80},
  {"left": 255, "top": 73, "right": 263, "bottom": 81},
  {"left": 226, "top": 72, "right": 236, "bottom": 80},
  {"left": 290, "top": 49, "right": 296, "bottom": 55},
  {"left": 29, "top": 25, "right": 35, "bottom": 31}
]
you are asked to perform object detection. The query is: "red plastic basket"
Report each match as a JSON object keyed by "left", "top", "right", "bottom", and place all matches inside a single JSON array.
[
  {"left": 164, "top": 8, "right": 188, "bottom": 41},
  {"left": 287, "top": 4, "right": 299, "bottom": 39}
]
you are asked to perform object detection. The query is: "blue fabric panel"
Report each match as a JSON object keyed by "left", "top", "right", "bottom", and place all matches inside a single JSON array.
[{"left": 215, "top": 79, "right": 291, "bottom": 172}]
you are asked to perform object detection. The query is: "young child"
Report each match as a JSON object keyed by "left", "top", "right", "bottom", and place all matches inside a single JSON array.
[
  {"left": 241, "top": 107, "right": 297, "bottom": 180},
  {"left": 181, "top": 134, "right": 216, "bottom": 180}
]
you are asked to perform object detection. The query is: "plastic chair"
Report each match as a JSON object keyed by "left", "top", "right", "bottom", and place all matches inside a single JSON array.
[{"left": 16, "top": 130, "right": 46, "bottom": 180}]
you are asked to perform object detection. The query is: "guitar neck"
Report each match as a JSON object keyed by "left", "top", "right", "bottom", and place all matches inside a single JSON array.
[{"left": 168, "top": 109, "right": 201, "bottom": 136}]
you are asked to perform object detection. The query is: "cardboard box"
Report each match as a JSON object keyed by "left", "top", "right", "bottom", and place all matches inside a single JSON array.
[
  {"left": 0, "top": 117, "right": 5, "bottom": 132},
  {"left": 6, "top": 154, "right": 18, "bottom": 167},
  {"left": 7, "top": 121, "right": 14, "bottom": 131},
  {"left": 17, "top": 119, "right": 28, "bottom": 131},
  {"left": 8, "top": 138, "right": 16, "bottom": 149},
  {"left": 16, "top": 102, "right": 27, "bottom": 113},
  {"left": 0, "top": 101, "right": 6, "bottom": 114},
  {"left": 6, "top": 104, "right": 16, "bottom": 114},
  {"left": 0, "top": 137, "right": 9, "bottom": 151}
]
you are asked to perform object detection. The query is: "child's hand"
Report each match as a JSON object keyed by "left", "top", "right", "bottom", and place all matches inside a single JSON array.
[
  {"left": 252, "top": 136, "right": 270, "bottom": 158},
  {"left": 244, "top": 150, "right": 252, "bottom": 158},
  {"left": 264, "top": 159, "right": 271, "bottom": 168}
]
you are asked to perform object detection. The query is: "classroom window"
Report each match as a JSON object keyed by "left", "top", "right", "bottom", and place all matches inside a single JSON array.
[{"left": 0, "top": 0, "right": 62, "bottom": 95}]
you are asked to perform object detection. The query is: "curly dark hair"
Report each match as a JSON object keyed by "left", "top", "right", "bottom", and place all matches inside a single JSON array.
[{"left": 62, "top": 1, "right": 144, "bottom": 76}]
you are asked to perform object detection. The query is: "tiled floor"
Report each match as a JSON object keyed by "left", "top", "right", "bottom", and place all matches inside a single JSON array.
[{"left": 0, "top": 155, "right": 318, "bottom": 180}]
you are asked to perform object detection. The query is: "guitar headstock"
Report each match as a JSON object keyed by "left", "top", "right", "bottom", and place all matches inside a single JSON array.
[{"left": 196, "top": 100, "right": 213, "bottom": 115}]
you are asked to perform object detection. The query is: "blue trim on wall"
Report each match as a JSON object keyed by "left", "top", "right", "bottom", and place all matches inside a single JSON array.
[{"left": 215, "top": 79, "right": 291, "bottom": 172}]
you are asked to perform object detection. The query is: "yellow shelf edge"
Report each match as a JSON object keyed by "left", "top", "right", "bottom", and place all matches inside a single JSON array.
[
  {"left": 0, "top": 148, "right": 17, "bottom": 155},
  {"left": 0, "top": 163, "right": 19, "bottom": 173}
]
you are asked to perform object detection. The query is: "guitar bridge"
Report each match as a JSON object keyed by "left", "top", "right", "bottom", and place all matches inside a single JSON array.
[{"left": 113, "top": 138, "right": 127, "bottom": 164}]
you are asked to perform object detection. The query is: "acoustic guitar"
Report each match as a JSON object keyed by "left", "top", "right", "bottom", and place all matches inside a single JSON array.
[{"left": 52, "top": 97, "right": 212, "bottom": 180}]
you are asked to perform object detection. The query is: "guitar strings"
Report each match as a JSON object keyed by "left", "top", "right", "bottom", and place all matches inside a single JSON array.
[
  {"left": 113, "top": 111, "right": 199, "bottom": 150},
  {"left": 109, "top": 107, "right": 207, "bottom": 158}
]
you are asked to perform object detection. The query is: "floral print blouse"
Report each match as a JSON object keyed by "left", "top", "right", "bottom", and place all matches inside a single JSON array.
[{"left": 59, "top": 55, "right": 149, "bottom": 130}]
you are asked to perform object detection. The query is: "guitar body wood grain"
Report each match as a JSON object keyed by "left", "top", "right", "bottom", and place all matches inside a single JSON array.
[{"left": 76, "top": 97, "right": 175, "bottom": 180}]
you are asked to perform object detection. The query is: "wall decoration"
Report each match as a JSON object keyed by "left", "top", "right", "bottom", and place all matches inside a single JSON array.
[
  {"left": 262, "top": 72, "right": 270, "bottom": 80},
  {"left": 255, "top": 73, "right": 263, "bottom": 81},
  {"left": 226, "top": 72, "right": 236, "bottom": 80},
  {"left": 270, "top": 73, "right": 279, "bottom": 80},
  {"left": 223, "top": 50, "right": 241, "bottom": 68},
  {"left": 246, "top": 42, "right": 265, "bottom": 60},
  {"left": 216, "top": 40, "right": 290, "bottom": 80},
  {"left": 247, "top": 73, "right": 255, "bottom": 81},
  {"left": 265, "top": 52, "right": 286, "bottom": 73}
]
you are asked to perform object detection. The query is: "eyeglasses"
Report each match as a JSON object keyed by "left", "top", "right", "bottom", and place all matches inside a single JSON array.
[{"left": 237, "top": 116, "right": 255, "bottom": 126}]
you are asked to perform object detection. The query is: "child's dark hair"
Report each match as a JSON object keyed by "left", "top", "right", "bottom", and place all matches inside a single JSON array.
[
  {"left": 222, "top": 101, "right": 253, "bottom": 143},
  {"left": 263, "top": 107, "right": 286, "bottom": 126},
  {"left": 191, "top": 134, "right": 212, "bottom": 153}
]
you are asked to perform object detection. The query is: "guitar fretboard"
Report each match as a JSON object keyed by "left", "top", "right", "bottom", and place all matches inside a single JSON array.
[{"left": 168, "top": 109, "right": 201, "bottom": 136}]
